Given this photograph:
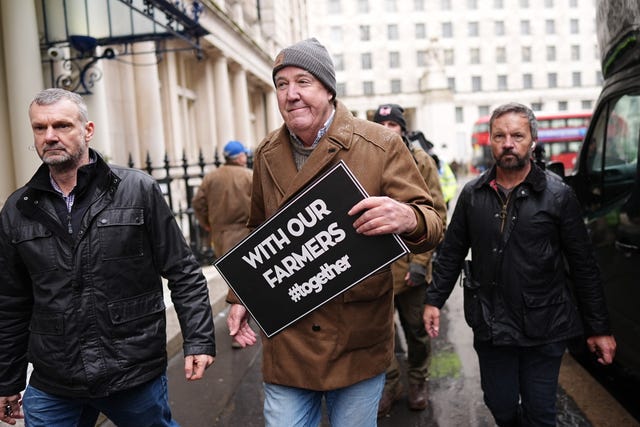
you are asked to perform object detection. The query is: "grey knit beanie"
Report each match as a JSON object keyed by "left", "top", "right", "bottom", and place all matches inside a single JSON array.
[{"left": 272, "top": 38, "right": 337, "bottom": 98}]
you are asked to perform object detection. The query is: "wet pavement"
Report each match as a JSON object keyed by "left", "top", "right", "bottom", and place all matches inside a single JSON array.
[{"left": 164, "top": 283, "right": 617, "bottom": 426}]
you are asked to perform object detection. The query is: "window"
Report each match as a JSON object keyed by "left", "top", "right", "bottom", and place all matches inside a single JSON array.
[
  {"left": 547, "top": 72, "right": 557, "bottom": 88},
  {"left": 330, "top": 26, "right": 343, "bottom": 43},
  {"left": 358, "top": 0, "right": 369, "bottom": 13},
  {"left": 581, "top": 100, "right": 592, "bottom": 110},
  {"left": 414, "top": 0, "right": 425, "bottom": 10},
  {"left": 520, "top": 0, "right": 529, "bottom": 7},
  {"left": 572, "top": 71, "right": 582, "bottom": 86},
  {"left": 334, "top": 54, "right": 344, "bottom": 71},
  {"left": 390, "top": 79, "right": 402, "bottom": 94},
  {"left": 328, "top": 0, "right": 341, "bottom": 14},
  {"left": 569, "top": 0, "right": 578, "bottom": 7},
  {"left": 571, "top": 45, "right": 581, "bottom": 60},
  {"left": 472, "top": 76, "right": 482, "bottom": 92},
  {"left": 363, "top": 81, "right": 374, "bottom": 95},
  {"left": 385, "top": 0, "right": 397, "bottom": 12},
  {"left": 417, "top": 50, "right": 428, "bottom": 66},
  {"left": 447, "top": 77, "right": 456, "bottom": 91},
  {"left": 522, "top": 46, "right": 532, "bottom": 62},
  {"left": 494, "top": 0, "right": 504, "bottom": 7},
  {"left": 442, "top": 22, "right": 453, "bottom": 38},
  {"left": 496, "top": 47, "right": 506, "bottom": 63},
  {"left": 531, "top": 102, "right": 543, "bottom": 111},
  {"left": 546, "top": 46, "right": 556, "bottom": 61},
  {"left": 523, "top": 73, "right": 533, "bottom": 89},
  {"left": 479, "top": 105, "right": 490, "bottom": 116},
  {"left": 456, "top": 106, "right": 464, "bottom": 123},
  {"left": 584, "top": 94, "right": 640, "bottom": 209},
  {"left": 596, "top": 70, "right": 603, "bottom": 85},
  {"left": 546, "top": 19, "right": 556, "bottom": 34},
  {"left": 544, "top": 0, "right": 553, "bottom": 7},
  {"left": 521, "top": 20, "right": 531, "bottom": 35},
  {"left": 415, "top": 23, "right": 426, "bottom": 39},
  {"left": 388, "top": 24, "right": 399, "bottom": 40},
  {"left": 361, "top": 53, "right": 372, "bottom": 69},
  {"left": 389, "top": 51, "right": 400, "bottom": 68},
  {"left": 336, "top": 83, "right": 346, "bottom": 97},
  {"left": 497, "top": 75, "right": 508, "bottom": 90},
  {"left": 495, "top": 21, "right": 505, "bottom": 36},
  {"left": 558, "top": 101, "right": 568, "bottom": 111},
  {"left": 470, "top": 48, "right": 481, "bottom": 64},
  {"left": 570, "top": 19, "right": 579, "bottom": 34},
  {"left": 441, "top": 0, "right": 452, "bottom": 9},
  {"left": 467, "top": 0, "right": 478, "bottom": 9},
  {"left": 360, "top": 25, "right": 370, "bottom": 41},
  {"left": 468, "top": 22, "right": 479, "bottom": 37},
  {"left": 444, "top": 49, "right": 454, "bottom": 65}
]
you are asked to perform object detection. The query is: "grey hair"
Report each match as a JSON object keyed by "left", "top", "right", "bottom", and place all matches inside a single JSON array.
[
  {"left": 29, "top": 88, "right": 89, "bottom": 124},
  {"left": 489, "top": 102, "right": 538, "bottom": 141}
]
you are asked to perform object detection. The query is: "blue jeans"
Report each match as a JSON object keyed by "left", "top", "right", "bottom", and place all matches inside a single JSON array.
[
  {"left": 263, "top": 373, "right": 385, "bottom": 427},
  {"left": 22, "top": 374, "right": 178, "bottom": 427},
  {"left": 474, "top": 340, "right": 567, "bottom": 427}
]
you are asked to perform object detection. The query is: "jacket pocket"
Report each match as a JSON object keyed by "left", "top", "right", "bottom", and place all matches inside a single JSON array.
[
  {"left": 97, "top": 208, "right": 145, "bottom": 260},
  {"left": 342, "top": 268, "right": 391, "bottom": 302},
  {"left": 522, "top": 292, "right": 567, "bottom": 339},
  {"left": 108, "top": 291, "right": 166, "bottom": 369},
  {"left": 13, "top": 224, "right": 57, "bottom": 273},
  {"left": 107, "top": 290, "right": 165, "bottom": 326},
  {"left": 462, "top": 277, "right": 485, "bottom": 329}
]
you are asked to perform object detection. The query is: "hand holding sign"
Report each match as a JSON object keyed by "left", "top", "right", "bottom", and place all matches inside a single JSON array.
[
  {"left": 215, "top": 162, "right": 408, "bottom": 337},
  {"left": 348, "top": 196, "right": 418, "bottom": 236}
]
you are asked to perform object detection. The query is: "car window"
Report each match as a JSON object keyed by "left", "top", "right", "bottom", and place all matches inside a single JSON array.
[{"left": 584, "top": 93, "right": 640, "bottom": 208}]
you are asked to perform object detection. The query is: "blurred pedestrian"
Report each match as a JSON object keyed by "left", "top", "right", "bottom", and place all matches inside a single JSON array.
[
  {"left": 0, "top": 88, "right": 216, "bottom": 427},
  {"left": 226, "top": 38, "right": 443, "bottom": 427},
  {"left": 193, "top": 140, "right": 252, "bottom": 349},
  {"left": 373, "top": 103, "right": 447, "bottom": 417},
  {"left": 193, "top": 140, "right": 252, "bottom": 258},
  {"left": 423, "top": 102, "right": 616, "bottom": 427}
]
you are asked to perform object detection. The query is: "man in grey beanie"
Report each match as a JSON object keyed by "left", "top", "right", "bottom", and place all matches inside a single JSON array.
[{"left": 226, "top": 38, "right": 443, "bottom": 427}]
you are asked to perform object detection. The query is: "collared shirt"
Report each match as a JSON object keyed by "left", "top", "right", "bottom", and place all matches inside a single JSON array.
[{"left": 289, "top": 108, "right": 336, "bottom": 148}]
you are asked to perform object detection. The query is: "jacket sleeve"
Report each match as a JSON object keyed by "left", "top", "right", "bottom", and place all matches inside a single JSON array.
[
  {"left": 559, "top": 187, "right": 612, "bottom": 336},
  {"left": 425, "top": 184, "right": 471, "bottom": 308},
  {"left": 382, "top": 136, "right": 443, "bottom": 254},
  {"left": 146, "top": 181, "right": 216, "bottom": 356},
  {"left": 0, "top": 210, "right": 32, "bottom": 395}
]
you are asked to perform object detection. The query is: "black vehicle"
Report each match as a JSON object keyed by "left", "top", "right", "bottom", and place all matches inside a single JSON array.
[{"left": 553, "top": 0, "right": 640, "bottom": 381}]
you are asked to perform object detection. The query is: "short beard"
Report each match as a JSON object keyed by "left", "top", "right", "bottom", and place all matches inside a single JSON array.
[{"left": 495, "top": 151, "right": 529, "bottom": 170}]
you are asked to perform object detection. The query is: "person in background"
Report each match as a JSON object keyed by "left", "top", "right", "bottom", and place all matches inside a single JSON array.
[
  {"left": 423, "top": 102, "right": 616, "bottom": 427},
  {"left": 372, "top": 103, "right": 447, "bottom": 417},
  {"left": 225, "top": 38, "right": 443, "bottom": 427},
  {"left": 193, "top": 140, "right": 252, "bottom": 349},
  {"left": 0, "top": 88, "right": 216, "bottom": 427},
  {"left": 192, "top": 140, "right": 252, "bottom": 259}
]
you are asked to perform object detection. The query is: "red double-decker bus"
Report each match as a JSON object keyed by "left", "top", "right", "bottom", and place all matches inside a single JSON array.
[{"left": 470, "top": 112, "right": 591, "bottom": 174}]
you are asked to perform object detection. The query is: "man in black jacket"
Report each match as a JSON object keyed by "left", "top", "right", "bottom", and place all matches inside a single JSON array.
[
  {"left": 0, "top": 88, "right": 216, "bottom": 426},
  {"left": 423, "top": 103, "right": 616, "bottom": 427}
]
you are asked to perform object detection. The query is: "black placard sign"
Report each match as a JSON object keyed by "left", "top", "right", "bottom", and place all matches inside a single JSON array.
[{"left": 214, "top": 161, "right": 408, "bottom": 337}]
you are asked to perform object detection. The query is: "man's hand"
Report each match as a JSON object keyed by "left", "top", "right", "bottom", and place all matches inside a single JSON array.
[
  {"left": 184, "top": 354, "right": 215, "bottom": 381},
  {"left": 0, "top": 394, "right": 23, "bottom": 425},
  {"left": 227, "top": 304, "right": 257, "bottom": 348},
  {"left": 586, "top": 335, "right": 617, "bottom": 365},
  {"left": 348, "top": 196, "right": 417, "bottom": 236},
  {"left": 423, "top": 304, "right": 441, "bottom": 338}
]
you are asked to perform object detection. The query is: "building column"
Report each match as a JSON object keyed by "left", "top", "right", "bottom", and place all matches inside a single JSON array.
[
  {"left": 194, "top": 59, "right": 217, "bottom": 160},
  {"left": 265, "top": 90, "right": 281, "bottom": 131},
  {"left": 133, "top": 42, "right": 166, "bottom": 166},
  {"left": 213, "top": 55, "right": 234, "bottom": 157},
  {"left": 0, "top": 0, "right": 44, "bottom": 191},
  {"left": 231, "top": 66, "right": 254, "bottom": 145}
]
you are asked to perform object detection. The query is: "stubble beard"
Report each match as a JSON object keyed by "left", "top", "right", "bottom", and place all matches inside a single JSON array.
[{"left": 496, "top": 150, "right": 530, "bottom": 170}]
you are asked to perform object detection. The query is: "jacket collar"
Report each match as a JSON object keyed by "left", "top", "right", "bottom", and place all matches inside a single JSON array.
[
  {"left": 473, "top": 160, "right": 547, "bottom": 193},
  {"left": 261, "top": 100, "right": 354, "bottom": 203}
]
